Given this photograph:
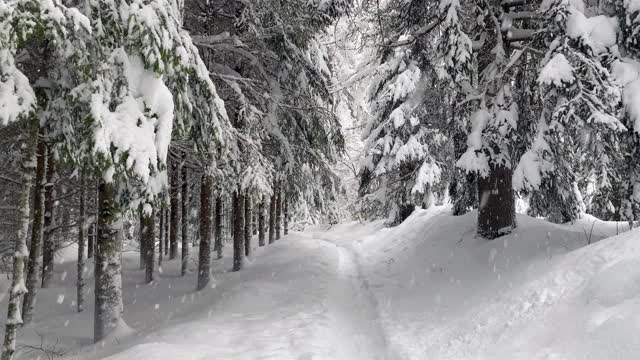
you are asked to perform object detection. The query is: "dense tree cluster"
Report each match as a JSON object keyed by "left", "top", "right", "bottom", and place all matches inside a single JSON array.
[
  {"left": 0, "top": 0, "right": 348, "bottom": 358},
  {"left": 355, "top": 0, "right": 640, "bottom": 234}
]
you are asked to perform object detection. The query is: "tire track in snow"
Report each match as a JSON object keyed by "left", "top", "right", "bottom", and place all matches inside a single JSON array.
[{"left": 313, "top": 232, "right": 403, "bottom": 360}]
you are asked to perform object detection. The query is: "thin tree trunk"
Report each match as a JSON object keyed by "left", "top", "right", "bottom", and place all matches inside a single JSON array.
[
  {"left": 233, "top": 189, "right": 245, "bottom": 271},
  {"left": 143, "top": 205, "right": 155, "bottom": 284},
  {"left": 169, "top": 159, "right": 180, "bottom": 260},
  {"left": 139, "top": 204, "right": 145, "bottom": 270},
  {"left": 268, "top": 192, "right": 276, "bottom": 244},
  {"left": 244, "top": 192, "right": 251, "bottom": 257},
  {"left": 41, "top": 147, "right": 56, "bottom": 288},
  {"left": 164, "top": 207, "right": 170, "bottom": 256},
  {"left": 258, "top": 198, "right": 265, "bottom": 246},
  {"left": 88, "top": 223, "right": 95, "bottom": 259},
  {"left": 77, "top": 175, "right": 86, "bottom": 312},
  {"left": 215, "top": 196, "right": 223, "bottom": 259},
  {"left": 158, "top": 204, "right": 164, "bottom": 266},
  {"left": 477, "top": 164, "right": 516, "bottom": 239},
  {"left": 94, "top": 181, "right": 124, "bottom": 342},
  {"left": 252, "top": 208, "right": 257, "bottom": 235},
  {"left": 1, "top": 119, "right": 37, "bottom": 360},
  {"left": 275, "top": 184, "right": 282, "bottom": 240},
  {"left": 197, "top": 174, "right": 213, "bottom": 290},
  {"left": 284, "top": 194, "right": 289, "bottom": 235},
  {"left": 22, "top": 137, "right": 47, "bottom": 323},
  {"left": 181, "top": 165, "right": 189, "bottom": 276}
]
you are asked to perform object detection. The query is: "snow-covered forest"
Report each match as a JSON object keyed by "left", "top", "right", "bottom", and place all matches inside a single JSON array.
[{"left": 1, "top": 0, "right": 640, "bottom": 358}]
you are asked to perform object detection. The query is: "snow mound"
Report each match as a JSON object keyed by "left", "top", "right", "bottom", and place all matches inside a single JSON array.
[{"left": 326, "top": 206, "right": 640, "bottom": 360}]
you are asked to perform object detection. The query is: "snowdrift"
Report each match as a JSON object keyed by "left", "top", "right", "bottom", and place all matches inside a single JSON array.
[{"left": 325, "top": 207, "right": 640, "bottom": 360}]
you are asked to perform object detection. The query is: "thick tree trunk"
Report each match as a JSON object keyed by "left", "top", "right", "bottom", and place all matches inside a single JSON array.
[
  {"left": 77, "top": 176, "right": 86, "bottom": 312},
  {"left": 1, "top": 120, "right": 37, "bottom": 360},
  {"left": 22, "top": 138, "right": 47, "bottom": 323},
  {"left": 268, "top": 192, "right": 276, "bottom": 244},
  {"left": 143, "top": 206, "right": 155, "bottom": 284},
  {"left": 169, "top": 159, "right": 180, "bottom": 260},
  {"left": 181, "top": 165, "right": 189, "bottom": 276},
  {"left": 258, "top": 198, "right": 265, "bottom": 246},
  {"left": 275, "top": 184, "right": 282, "bottom": 240},
  {"left": 233, "top": 190, "right": 245, "bottom": 271},
  {"left": 477, "top": 164, "right": 516, "bottom": 239},
  {"left": 215, "top": 196, "right": 223, "bottom": 259},
  {"left": 252, "top": 207, "right": 257, "bottom": 235},
  {"left": 197, "top": 174, "right": 213, "bottom": 290},
  {"left": 284, "top": 194, "right": 289, "bottom": 235},
  {"left": 94, "top": 181, "right": 124, "bottom": 342},
  {"left": 41, "top": 147, "right": 56, "bottom": 288},
  {"left": 244, "top": 192, "right": 251, "bottom": 257}
]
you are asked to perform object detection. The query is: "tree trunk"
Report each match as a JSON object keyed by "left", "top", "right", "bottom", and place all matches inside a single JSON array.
[
  {"left": 41, "top": 147, "right": 56, "bottom": 288},
  {"left": 94, "top": 181, "right": 124, "bottom": 342},
  {"left": 284, "top": 194, "right": 289, "bottom": 235},
  {"left": 215, "top": 196, "right": 223, "bottom": 259},
  {"left": 268, "top": 192, "right": 276, "bottom": 244},
  {"left": 197, "top": 174, "right": 213, "bottom": 290},
  {"left": 88, "top": 223, "right": 95, "bottom": 259},
  {"left": 258, "top": 198, "right": 265, "bottom": 246},
  {"left": 88, "top": 184, "right": 96, "bottom": 258},
  {"left": 169, "top": 159, "right": 180, "bottom": 260},
  {"left": 275, "top": 184, "right": 282, "bottom": 240},
  {"left": 164, "top": 207, "right": 169, "bottom": 256},
  {"left": 252, "top": 208, "right": 257, "bottom": 235},
  {"left": 139, "top": 205, "right": 145, "bottom": 270},
  {"left": 22, "top": 137, "right": 47, "bottom": 324},
  {"left": 143, "top": 205, "right": 155, "bottom": 284},
  {"left": 77, "top": 175, "right": 86, "bottom": 312},
  {"left": 477, "top": 164, "right": 516, "bottom": 239},
  {"left": 233, "top": 189, "right": 245, "bottom": 271},
  {"left": 1, "top": 119, "right": 37, "bottom": 360},
  {"left": 244, "top": 192, "right": 251, "bottom": 257},
  {"left": 181, "top": 165, "right": 189, "bottom": 276},
  {"left": 158, "top": 205, "right": 164, "bottom": 266}
]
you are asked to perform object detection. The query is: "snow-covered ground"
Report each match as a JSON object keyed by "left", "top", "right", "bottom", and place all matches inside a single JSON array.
[{"left": 4, "top": 207, "right": 640, "bottom": 359}]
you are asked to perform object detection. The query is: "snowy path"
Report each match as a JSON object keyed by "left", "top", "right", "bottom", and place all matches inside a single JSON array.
[
  {"left": 313, "top": 232, "right": 399, "bottom": 360},
  {"left": 54, "top": 232, "right": 398, "bottom": 360}
]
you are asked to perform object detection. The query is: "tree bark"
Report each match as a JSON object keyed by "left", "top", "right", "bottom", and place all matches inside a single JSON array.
[
  {"left": 197, "top": 174, "right": 213, "bottom": 290},
  {"left": 181, "top": 165, "right": 189, "bottom": 276},
  {"left": 477, "top": 164, "right": 516, "bottom": 239},
  {"left": 77, "top": 175, "right": 86, "bottom": 312},
  {"left": 143, "top": 205, "right": 155, "bottom": 284},
  {"left": 94, "top": 181, "right": 124, "bottom": 342},
  {"left": 275, "top": 184, "right": 282, "bottom": 240},
  {"left": 284, "top": 193, "right": 289, "bottom": 235},
  {"left": 2, "top": 119, "right": 37, "bottom": 360},
  {"left": 268, "top": 192, "right": 276, "bottom": 244},
  {"left": 258, "top": 198, "right": 265, "bottom": 246},
  {"left": 22, "top": 137, "right": 46, "bottom": 323},
  {"left": 233, "top": 189, "right": 245, "bottom": 271},
  {"left": 244, "top": 192, "right": 251, "bottom": 257},
  {"left": 215, "top": 196, "right": 223, "bottom": 259},
  {"left": 169, "top": 159, "right": 180, "bottom": 260},
  {"left": 41, "top": 147, "right": 56, "bottom": 288}
]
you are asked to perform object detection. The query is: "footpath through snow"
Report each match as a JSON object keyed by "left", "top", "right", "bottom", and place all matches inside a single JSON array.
[{"left": 4, "top": 206, "right": 640, "bottom": 359}]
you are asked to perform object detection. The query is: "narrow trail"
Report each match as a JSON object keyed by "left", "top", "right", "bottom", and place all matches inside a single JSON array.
[{"left": 312, "top": 232, "right": 402, "bottom": 360}]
